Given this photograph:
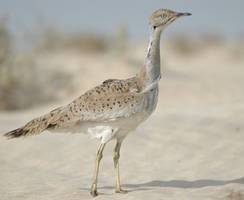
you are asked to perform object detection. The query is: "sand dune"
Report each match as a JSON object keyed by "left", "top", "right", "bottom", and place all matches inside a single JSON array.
[{"left": 0, "top": 44, "right": 244, "bottom": 199}]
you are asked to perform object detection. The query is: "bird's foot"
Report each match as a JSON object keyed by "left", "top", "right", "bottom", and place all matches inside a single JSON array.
[
  {"left": 90, "top": 189, "right": 104, "bottom": 197},
  {"left": 115, "top": 188, "right": 130, "bottom": 194},
  {"left": 90, "top": 183, "right": 103, "bottom": 197}
]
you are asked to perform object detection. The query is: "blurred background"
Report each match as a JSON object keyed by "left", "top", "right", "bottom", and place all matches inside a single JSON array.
[{"left": 0, "top": 0, "right": 243, "bottom": 110}]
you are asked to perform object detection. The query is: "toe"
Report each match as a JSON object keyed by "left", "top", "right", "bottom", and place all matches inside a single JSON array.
[
  {"left": 115, "top": 188, "right": 130, "bottom": 194},
  {"left": 90, "top": 190, "right": 98, "bottom": 197}
]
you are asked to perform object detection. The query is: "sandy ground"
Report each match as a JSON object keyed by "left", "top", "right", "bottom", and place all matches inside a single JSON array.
[{"left": 0, "top": 43, "right": 244, "bottom": 199}]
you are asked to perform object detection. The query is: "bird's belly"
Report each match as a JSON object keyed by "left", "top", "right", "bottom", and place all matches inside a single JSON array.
[
  {"left": 87, "top": 125, "right": 118, "bottom": 143},
  {"left": 56, "top": 111, "right": 149, "bottom": 143}
]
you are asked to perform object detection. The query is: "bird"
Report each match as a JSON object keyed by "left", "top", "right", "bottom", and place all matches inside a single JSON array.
[{"left": 3, "top": 9, "right": 191, "bottom": 197}]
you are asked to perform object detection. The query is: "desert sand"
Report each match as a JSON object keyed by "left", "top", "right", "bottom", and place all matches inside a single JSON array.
[{"left": 0, "top": 42, "right": 244, "bottom": 200}]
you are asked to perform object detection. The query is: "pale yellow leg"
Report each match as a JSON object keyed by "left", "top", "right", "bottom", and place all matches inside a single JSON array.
[
  {"left": 113, "top": 141, "right": 129, "bottom": 194},
  {"left": 90, "top": 143, "right": 106, "bottom": 197}
]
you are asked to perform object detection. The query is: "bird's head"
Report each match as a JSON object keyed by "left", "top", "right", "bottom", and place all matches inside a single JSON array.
[{"left": 149, "top": 9, "right": 191, "bottom": 30}]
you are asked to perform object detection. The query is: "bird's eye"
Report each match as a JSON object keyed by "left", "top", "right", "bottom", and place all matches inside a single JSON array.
[{"left": 153, "top": 26, "right": 157, "bottom": 30}]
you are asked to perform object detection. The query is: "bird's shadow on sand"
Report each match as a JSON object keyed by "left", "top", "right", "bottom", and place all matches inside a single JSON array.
[
  {"left": 123, "top": 176, "right": 244, "bottom": 190},
  {"left": 80, "top": 176, "right": 244, "bottom": 192}
]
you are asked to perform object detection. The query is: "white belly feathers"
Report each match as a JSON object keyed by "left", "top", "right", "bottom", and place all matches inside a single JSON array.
[{"left": 88, "top": 126, "right": 118, "bottom": 143}]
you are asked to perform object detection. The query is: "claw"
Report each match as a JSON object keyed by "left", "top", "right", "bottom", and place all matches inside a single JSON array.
[
  {"left": 90, "top": 189, "right": 98, "bottom": 197},
  {"left": 90, "top": 183, "right": 102, "bottom": 197},
  {"left": 90, "top": 189, "right": 104, "bottom": 197},
  {"left": 115, "top": 188, "right": 130, "bottom": 194}
]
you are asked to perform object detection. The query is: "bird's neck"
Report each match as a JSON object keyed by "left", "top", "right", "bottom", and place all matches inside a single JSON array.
[{"left": 138, "top": 26, "right": 162, "bottom": 89}]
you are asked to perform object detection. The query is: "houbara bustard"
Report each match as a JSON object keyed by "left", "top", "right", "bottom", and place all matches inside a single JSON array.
[{"left": 4, "top": 9, "right": 191, "bottom": 197}]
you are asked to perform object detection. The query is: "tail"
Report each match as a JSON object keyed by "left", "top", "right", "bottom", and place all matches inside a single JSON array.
[{"left": 4, "top": 107, "right": 64, "bottom": 139}]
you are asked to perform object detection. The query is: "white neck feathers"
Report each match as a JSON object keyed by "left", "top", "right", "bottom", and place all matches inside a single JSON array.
[{"left": 144, "top": 26, "right": 162, "bottom": 88}]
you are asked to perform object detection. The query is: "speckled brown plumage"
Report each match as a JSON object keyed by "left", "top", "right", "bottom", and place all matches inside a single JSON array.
[{"left": 4, "top": 76, "right": 145, "bottom": 139}]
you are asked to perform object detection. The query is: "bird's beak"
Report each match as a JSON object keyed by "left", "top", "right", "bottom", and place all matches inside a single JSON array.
[{"left": 177, "top": 12, "right": 192, "bottom": 17}]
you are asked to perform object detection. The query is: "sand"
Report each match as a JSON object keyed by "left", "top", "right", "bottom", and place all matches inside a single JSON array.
[{"left": 0, "top": 43, "right": 244, "bottom": 200}]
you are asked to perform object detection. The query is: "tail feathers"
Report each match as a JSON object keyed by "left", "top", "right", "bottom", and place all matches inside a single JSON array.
[
  {"left": 4, "top": 106, "right": 64, "bottom": 139},
  {"left": 4, "top": 128, "right": 28, "bottom": 139},
  {"left": 4, "top": 116, "right": 49, "bottom": 139}
]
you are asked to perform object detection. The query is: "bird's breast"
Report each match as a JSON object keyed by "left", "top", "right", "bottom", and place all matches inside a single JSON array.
[{"left": 143, "top": 85, "right": 159, "bottom": 114}]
